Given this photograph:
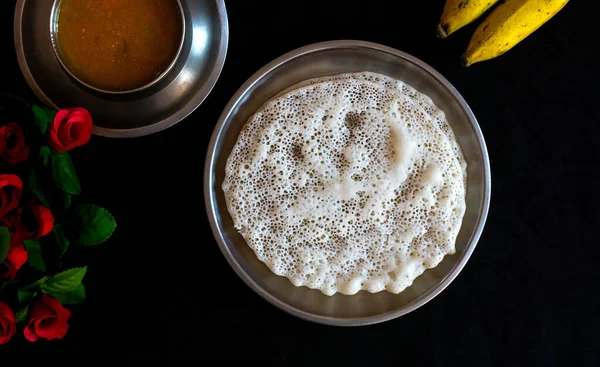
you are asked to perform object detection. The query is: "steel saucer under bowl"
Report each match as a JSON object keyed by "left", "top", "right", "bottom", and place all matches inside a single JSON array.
[
  {"left": 14, "top": 0, "right": 228, "bottom": 138},
  {"left": 205, "top": 40, "right": 491, "bottom": 326}
]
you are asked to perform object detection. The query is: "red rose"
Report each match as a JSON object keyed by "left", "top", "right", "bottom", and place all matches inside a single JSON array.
[
  {"left": 0, "top": 244, "right": 27, "bottom": 281},
  {"left": 0, "top": 215, "right": 25, "bottom": 247},
  {"left": 0, "top": 174, "right": 22, "bottom": 218},
  {"left": 0, "top": 301, "right": 16, "bottom": 344},
  {"left": 24, "top": 295, "right": 71, "bottom": 342},
  {"left": 19, "top": 201, "right": 54, "bottom": 240},
  {"left": 0, "top": 122, "right": 29, "bottom": 166},
  {"left": 48, "top": 108, "right": 93, "bottom": 152}
]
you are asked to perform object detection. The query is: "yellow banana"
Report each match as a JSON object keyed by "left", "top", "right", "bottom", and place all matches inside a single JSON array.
[
  {"left": 462, "top": 0, "right": 569, "bottom": 67},
  {"left": 437, "top": 0, "right": 502, "bottom": 38}
]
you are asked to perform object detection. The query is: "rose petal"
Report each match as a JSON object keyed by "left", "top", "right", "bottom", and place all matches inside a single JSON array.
[
  {"left": 37, "top": 204, "right": 55, "bottom": 237},
  {"left": 35, "top": 313, "right": 68, "bottom": 340},
  {"left": 19, "top": 201, "right": 55, "bottom": 239},
  {"left": 6, "top": 123, "right": 25, "bottom": 149},
  {"left": 0, "top": 127, "right": 7, "bottom": 154},
  {"left": 62, "top": 307, "right": 72, "bottom": 320},
  {"left": 48, "top": 129, "right": 65, "bottom": 152},
  {"left": 49, "top": 109, "right": 71, "bottom": 152},
  {"left": 0, "top": 191, "right": 7, "bottom": 211},
  {"left": 0, "top": 244, "right": 29, "bottom": 280},
  {"left": 66, "top": 109, "right": 92, "bottom": 144},
  {"left": 55, "top": 323, "right": 69, "bottom": 340},
  {"left": 0, "top": 174, "right": 23, "bottom": 191},
  {"left": 59, "top": 121, "right": 75, "bottom": 145},
  {"left": 8, "top": 190, "right": 20, "bottom": 212},
  {"left": 0, "top": 317, "right": 16, "bottom": 344},
  {"left": 76, "top": 128, "right": 91, "bottom": 147},
  {"left": 52, "top": 109, "right": 71, "bottom": 132},
  {"left": 0, "top": 302, "right": 15, "bottom": 323},
  {"left": 23, "top": 324, "right": 39, "bottom": 342},
  {"left": 30, "top": 297, "right": 56, "bottom": 318},
  {"left": 0, "top": 175, "right": 23, "bottom": 217},
  {"left": 66, "top": 112, "right": 87, "bottom": 124},
  {"left": 0, "top": 216, "right": 23, "bottom": 247},
  {"left": 13, "top": 143, "right": 29, "bottom": 165},
  {"left": 0, "top": 302, "right": 16, "bottom": 345},
  {"left": 9, "top": 244, "right": 28, "bottom": 268},
  {"left": 35, "top": 317, "right": 61, "bottom": 340},
  {"left": 69, "top": 122, "right": 85, "bottom": 141},
  {"left": 2, "top": 139, "right": 29, "bottom": 166},
  {"left": 41, "top": 294, "right": 65, "bottom": 310},
  {"left": 68, "top": 108, "right": 93, "bottom": 124}
]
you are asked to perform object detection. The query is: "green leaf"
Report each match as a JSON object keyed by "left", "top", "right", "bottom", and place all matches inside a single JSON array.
[
  {"left": 15, "top": 305, "right": 28, "bottom": 323},
  {"left": 28, "top": 171, "right": 71, "bottom": 212},
  {"left": 68, "top": 204, "right": 116, "bottom": 246},
  {"left": 39, "top": 145, "right": 50, "bottom": 166},
  {"left": 32, "top": 105, "right": 56, "bottom": 135},
  {"left": 50, "top": 283, "right": 85, "bottom": 305},
  {"left": 53, "top": 224, "right": 69, "bottom": 256},
  {"left": 0, "top": 226, "right": 9, "bottom": 262},
  {"left": 45, "top": 188, "right": 72, "bottom": 213},
  {"left": 59, "top": 190, "right": 72, "bottom": 211},
  {"left": 39, "top": 146, "right": 81, "bottom": 195},
  {"left": 21, "top": 277, "right": 48, "bottom": 292},
  {"left": 18, "top": 290, "right": 36, "bottom": 304},
  {"left": 41, "top": 266, "right": 86, "bottom": 294},
  {"left": 27, "top": 171, "right": 51, "bottom": 208},
  {"left": 24, "top": 240, "right": 46, "bottom": 272}
]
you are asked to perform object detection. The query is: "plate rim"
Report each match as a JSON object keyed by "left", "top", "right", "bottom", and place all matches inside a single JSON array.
[
  {"left": 204, "top": 40, "right": 491, "bottom": 326},
  {"left": 13, "top": 0, "right": 229, "bottom": 138}
]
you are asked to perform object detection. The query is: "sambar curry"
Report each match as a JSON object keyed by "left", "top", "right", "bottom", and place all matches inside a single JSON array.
[{"left": 56, "top": 0, "right": 183, "bottom": 92}]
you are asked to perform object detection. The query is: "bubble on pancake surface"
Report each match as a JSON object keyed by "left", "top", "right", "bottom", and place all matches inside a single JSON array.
[{"left": 223, "top": 78, "right": 466, "bottom": 296}]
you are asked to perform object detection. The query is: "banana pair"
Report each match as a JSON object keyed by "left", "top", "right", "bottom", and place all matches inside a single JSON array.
[{"left": 437, "top": 0, "right": 569, "bottom": 66}]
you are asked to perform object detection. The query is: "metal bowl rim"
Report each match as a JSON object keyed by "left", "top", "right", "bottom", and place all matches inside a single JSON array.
[
  {"left": 48, "top": 0, "right": 187, "bottom": 95},
  {"left": 14, "top": 0, "right": 229, "bottom": 138},
  {"left": 205, "top": 40, "right": 491, "bottom": 326}
]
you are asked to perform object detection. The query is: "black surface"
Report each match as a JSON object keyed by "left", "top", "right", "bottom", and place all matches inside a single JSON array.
[{"left": 1, "top": 0, "right": 598, "bottom": 364}]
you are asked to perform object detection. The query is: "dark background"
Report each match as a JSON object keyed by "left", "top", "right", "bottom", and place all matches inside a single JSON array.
[{"left": 1, "top": 0, "right": 598, "bottom": 364}]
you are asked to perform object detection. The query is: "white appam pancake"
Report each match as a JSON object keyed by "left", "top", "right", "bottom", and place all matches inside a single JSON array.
[{"left": 223, "top": 76, "right": 467, "bottom": 296}]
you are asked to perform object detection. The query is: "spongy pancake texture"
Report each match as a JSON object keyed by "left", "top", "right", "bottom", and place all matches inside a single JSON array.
[{"left": 223, "top": 74, "right": 467, "bottom": 296}]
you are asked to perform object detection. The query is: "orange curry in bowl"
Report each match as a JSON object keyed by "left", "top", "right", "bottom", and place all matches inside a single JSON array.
[{"left": 55, "top": 0, "right": 184, "bottom": 93}]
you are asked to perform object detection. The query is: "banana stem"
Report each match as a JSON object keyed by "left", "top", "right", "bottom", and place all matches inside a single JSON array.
[
  {"left": 461, "top": 56, "right": 472, "bottom": 67},
  {"left": 436, "top": 24, "right": 449, "bottom": 39}
]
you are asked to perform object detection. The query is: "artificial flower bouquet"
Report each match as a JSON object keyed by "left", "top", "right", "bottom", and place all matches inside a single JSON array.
[{"left": 0, "top": 94, "right": 116, "bottom": 344}]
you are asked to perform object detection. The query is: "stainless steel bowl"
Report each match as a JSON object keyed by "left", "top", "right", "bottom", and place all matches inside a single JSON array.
[
  {"left": 49, "top": 0, "right": 187, "bottom": 95},
  {"left": 14, "top": 0, "right": 228, "bottom": 137},
  {"left": 205, "top": 40, "right": 491, "bottom": 326}
]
